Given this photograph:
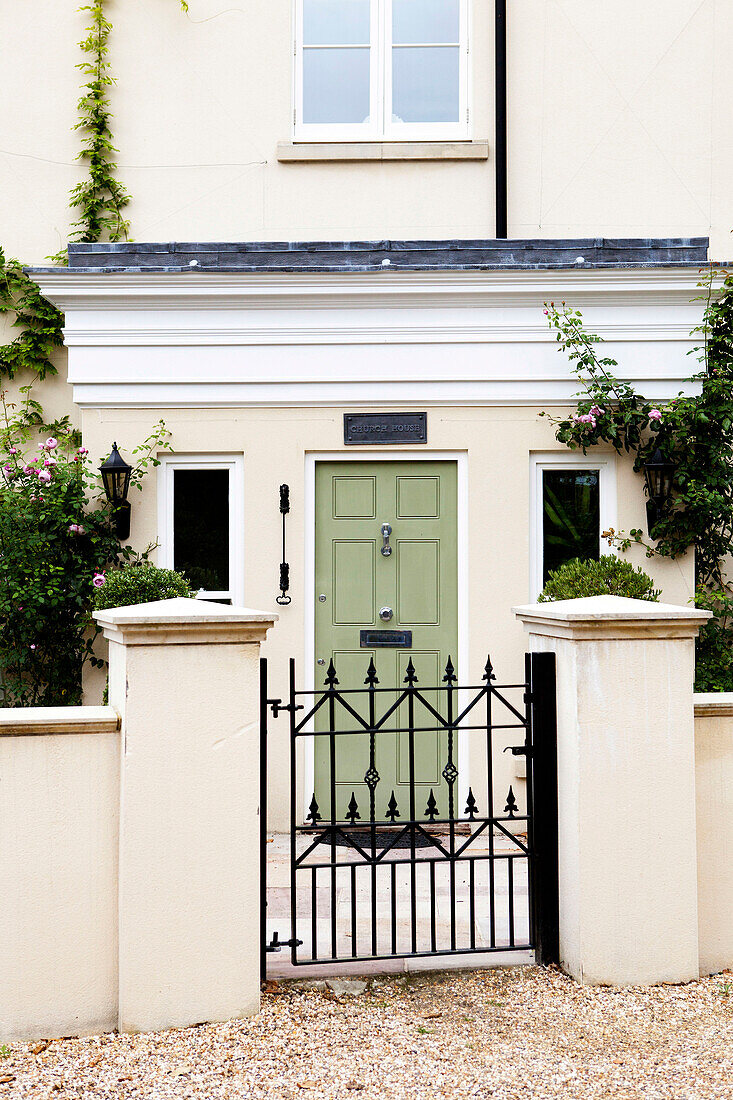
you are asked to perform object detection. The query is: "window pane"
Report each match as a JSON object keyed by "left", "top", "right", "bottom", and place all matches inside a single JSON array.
[
  {"left": 392, "top": 46, "right": 458, "bottom": 123},
  {"left": 392, "top": 0, "right": 459, "bottom": 44},
  {"left": 542, "top": 470, "right": 600, "bottom": 584},
  {"left": 303, "top": 0, "right": 370, "bottom": 45},
  {"left": 303, "top": 47, "right": 371, "bottom": 123},
  {"left": 173, "top": 469, "right": 230, "bottom": 593}
]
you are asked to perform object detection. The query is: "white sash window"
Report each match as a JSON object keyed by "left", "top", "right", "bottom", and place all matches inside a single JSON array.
[{"left": 295, "top": 0, "right": 469, "bottom": 141}]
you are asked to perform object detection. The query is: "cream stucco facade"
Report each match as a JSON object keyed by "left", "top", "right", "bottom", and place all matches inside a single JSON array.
[
  {"left": 2, "top": 2, "right": 731, "bottom": 834},
  {"left": 2, "top": 1, "right": 732, "bottom": 260},
  {"left": 29, "top": 259, "right": 700, "bottom": 829}
]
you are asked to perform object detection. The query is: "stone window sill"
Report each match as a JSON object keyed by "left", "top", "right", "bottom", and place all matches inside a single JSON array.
[{"left": 276, "top": 141, "right": 489, "bottom": 163}]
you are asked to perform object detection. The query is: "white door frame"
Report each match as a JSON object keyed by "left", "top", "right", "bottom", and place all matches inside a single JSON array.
[{"left": 303, "top": 450, "right": 469, "bottom": 821}]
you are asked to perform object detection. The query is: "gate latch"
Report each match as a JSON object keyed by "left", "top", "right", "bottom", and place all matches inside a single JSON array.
[
  {"left": 503, "top": 744, "right": 532, "bottom": 757},
  {"left": 266, "top": 930, "right": 303, "bottom": 953},
  {"left": 267, "top": 697, "right": 304, "bottom": 718}
]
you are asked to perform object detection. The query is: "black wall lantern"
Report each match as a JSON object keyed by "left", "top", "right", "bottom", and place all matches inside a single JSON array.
[
  {"left": 643, "top": 446, "right": 676, "bottom": 535},
  {"left": 100, "top": 442, "right": 132, "bottom": 540}
]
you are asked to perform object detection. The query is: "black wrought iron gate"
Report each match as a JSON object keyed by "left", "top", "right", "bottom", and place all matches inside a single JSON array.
[{"left": 260, "top": 653, "right": 558, "bottom": 975}]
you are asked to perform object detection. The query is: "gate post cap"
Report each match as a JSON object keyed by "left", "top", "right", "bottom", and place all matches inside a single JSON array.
[
  {"left": 513, "top": 595, "right": 711, "bottom": 640},
  {"left": 94, "top": 597, "right": 278, "bottom": 645}
]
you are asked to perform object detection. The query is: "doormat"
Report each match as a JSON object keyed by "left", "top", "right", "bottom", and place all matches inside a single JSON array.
[{"left": 329, "top": 828, "right": 435, "bottom": 850}]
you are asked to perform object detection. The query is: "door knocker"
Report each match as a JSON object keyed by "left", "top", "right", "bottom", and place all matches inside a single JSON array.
[{"left": 381, "top": 523, "right": 392, "bottom": 557}]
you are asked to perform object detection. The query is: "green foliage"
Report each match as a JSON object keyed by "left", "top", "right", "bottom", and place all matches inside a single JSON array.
[
  {"left": 66, "top": 2, "right": 131, "bottom": 247},
  {"left": 543, "top": 270, "right": 733, "bottom": 689},
  {"left": 538, "top": 555, "right": 661, "bottom": 603},
  {"left": 93, "top": 562, "right": 193, "bottom": 611},
  {"left": 0, "top": 398, "right": 171, "bottom": 706},
  {"left": 0, "top": 248, "right": 64, "bottom": 381}
]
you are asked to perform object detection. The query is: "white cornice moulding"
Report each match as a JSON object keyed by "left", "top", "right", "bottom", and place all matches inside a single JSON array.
[
  {"left": 33, "top": 266, "right": 709, "bottom": 410},
  {"left": 35, "top": 266, "right": 708, "bottom": 312},
  {"left": 62, "top": 322, "right": 696, "bottom": 347}
]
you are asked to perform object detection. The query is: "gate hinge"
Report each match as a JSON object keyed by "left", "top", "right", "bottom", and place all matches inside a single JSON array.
[
  {"left": 267, "top": 697, "right": 305, "bottom": 718},
  {"left": 266, "top": 930, "right": 303, "bottom": 953}
]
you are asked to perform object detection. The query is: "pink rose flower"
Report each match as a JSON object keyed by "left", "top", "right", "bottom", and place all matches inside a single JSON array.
[
  {"left": 78, "top": 447, "right": 89, "bottom": 456},
  {"left": 92, "top": 573, "right": 106, "bottom": 588},
  {"left": 29, "top": 644, "right": 36, "bottom": 651},
  {"left": 8, "top": 447, "right": 17, "bottom": 455},
  {"left": 22, "top": 465, "right": 33, "bottom": 475},
  {"left": 37, "top": 469, "right": 52, "bottom": 483},
  {"left": 44, "top": 437, "right": 58, "bottom": 450},
  {"left": 649, "top": 409, "right": 662, "bottom": 421},
  {"left": 589, "top": 405, "right": 604, "bottom": 417}
]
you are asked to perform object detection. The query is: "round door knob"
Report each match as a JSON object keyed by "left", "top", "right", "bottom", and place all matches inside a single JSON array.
[{"left": 379, "top": 606, "right": 393, "bottom": 622}]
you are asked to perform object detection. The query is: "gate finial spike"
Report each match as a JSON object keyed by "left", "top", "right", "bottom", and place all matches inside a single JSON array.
[
  {"left": 464, "top": 786, "right": 479, "bottom": 820},
  {"left": 504, "top": 785, "right": 518, "bottom": 819},
  {"left": 364, "top": 657, "right": 379, "bottom": 686},
  {"left": 346, "top": 792, "right": 361, "bottom": 825},
  {"left": 386, "top": 790, "right": 400, "bottom": 822},
  {"left": 443, "top": 655, "right": 457, "bottom": 684},
  {"left": 483, "top": 654, "right": 496, "bottom": 681},
  {"left": 306, "top": 794, "right": 322, "bottom": 825},
  {"left": 324, "top": 658, "right": 339, "bottom": 687},
  {"left": 425, "top": 789, "right": 439, "bottom": 822},
  {"left": 404, "top": 658, "right": 418, "bottom": 684}
]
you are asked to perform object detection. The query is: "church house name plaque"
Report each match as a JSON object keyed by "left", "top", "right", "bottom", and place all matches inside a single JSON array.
[{"left": 344, "top": 412, "right": 427, "bottom": 445}]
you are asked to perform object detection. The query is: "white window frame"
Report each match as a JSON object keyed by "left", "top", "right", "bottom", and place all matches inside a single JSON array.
[
  {"left": 157, "top": 455, "right": 244, "bottom": 605},
  {"left": 529, "top": 453, "right": 617, "bottom": 601},
  {"left": 294, "top": 0, "right": 470, "bottom": 143}
]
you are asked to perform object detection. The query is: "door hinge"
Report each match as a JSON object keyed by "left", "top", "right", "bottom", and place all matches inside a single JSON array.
[{"left": 266, "top": 930, "right": 303, "bottom": 953}]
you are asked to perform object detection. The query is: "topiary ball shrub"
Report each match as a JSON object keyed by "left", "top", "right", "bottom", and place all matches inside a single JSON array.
[
  {"left": 93, "top": 562, "right": 193, "bottom": 611},
  {"left": 538, "top": 555, "right": 661, "bottom": 603}
]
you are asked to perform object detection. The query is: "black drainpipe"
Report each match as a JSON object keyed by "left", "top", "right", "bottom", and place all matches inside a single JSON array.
[{"left": 495, "top": 0, "right": 508, "bottom": 238}]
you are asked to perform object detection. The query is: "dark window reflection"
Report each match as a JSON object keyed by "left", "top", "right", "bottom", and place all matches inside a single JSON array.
[
  {"left": 542, "top": 469, "right": 600, "bottom": 583},
  {"left": 173, "top": 469, "right": 230, "bottom": 592}
]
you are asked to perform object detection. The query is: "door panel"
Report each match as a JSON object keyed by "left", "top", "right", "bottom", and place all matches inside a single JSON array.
[
  {"left": 332, "top": 540, "right": 376, "bottom": 624},
  {"left": 333, "top": 475, "right": 376, "bottom": 519},
  {"left": 397, "top": 540, "right": 439, "bottom": 625},
  {"left": 396, "top": 475, "right": 440, "bottom": 518},
  {"left": 314, "top": 460, "right": 458, "bottom": 821}
]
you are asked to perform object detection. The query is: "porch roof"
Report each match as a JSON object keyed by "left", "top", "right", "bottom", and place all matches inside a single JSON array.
[{"left": 29, "top": 236, "right": 709, "bottom": 275}]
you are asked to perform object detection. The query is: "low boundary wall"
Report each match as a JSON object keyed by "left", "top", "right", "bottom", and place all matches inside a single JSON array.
[
  {"left": 694, "top": 693, "right": 733, "bottom": 977},
  {"left": 0, "top": 707, "right": 120, "bottom": 1041},
  {"left": 0, "top": 602, "right": 730, "bottom": 1042}
]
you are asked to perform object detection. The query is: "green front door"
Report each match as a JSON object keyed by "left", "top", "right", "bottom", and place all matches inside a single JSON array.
[{"left": 314, "top": 460, "right": 458, "bottom": 821}]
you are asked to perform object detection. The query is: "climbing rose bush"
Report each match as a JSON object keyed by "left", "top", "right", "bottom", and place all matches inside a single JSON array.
[{"left": 0, "top": 402, "right": 169, "bottom": 706}]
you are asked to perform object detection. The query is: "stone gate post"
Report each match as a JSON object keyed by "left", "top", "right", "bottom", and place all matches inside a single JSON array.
[
  {"left": 514, "top": 595, "right": 710, "bottom": 987},
  {"left": 94, "top": 598, "right": 276, "bottom": 1033}
]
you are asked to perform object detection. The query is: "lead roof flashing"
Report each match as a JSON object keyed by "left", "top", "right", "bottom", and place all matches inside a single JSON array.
[{"left": 28, "top": 236, "right": 710, "bottom": 275}]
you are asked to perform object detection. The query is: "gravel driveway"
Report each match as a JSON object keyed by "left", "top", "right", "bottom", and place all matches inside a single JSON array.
[{"left": 2, "top": 966, "right": 732, "bottom": 1099}]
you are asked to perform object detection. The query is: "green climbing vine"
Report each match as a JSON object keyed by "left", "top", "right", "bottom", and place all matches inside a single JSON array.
[
  {"left": 67, "top": 2, "right": 131, "bottom": 247},
  {"left": 1, "top": 0, "right": 187, "bottom": 387},
  {"left": 0, "top": 249, "right": 64, "bottom": 381},
  {"left": 543, "top": 267, "right": 733, "bottom": 691}
]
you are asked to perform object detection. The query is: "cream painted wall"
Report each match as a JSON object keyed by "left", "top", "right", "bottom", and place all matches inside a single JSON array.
[
  {"left": 1, "top": 1, "right": 731, "bottom": 263},
  {"left": 78, "top": 403, "right": 695, "bottom": 830},
  {"left": 694, "top": 695, "right": 733, "bottom": 976},
  {"left": 2, "top": 2, "right": 730, "bottom": 466},
  {"left": 0, "top": 714, "right": 120, "bottom": 1042}
]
